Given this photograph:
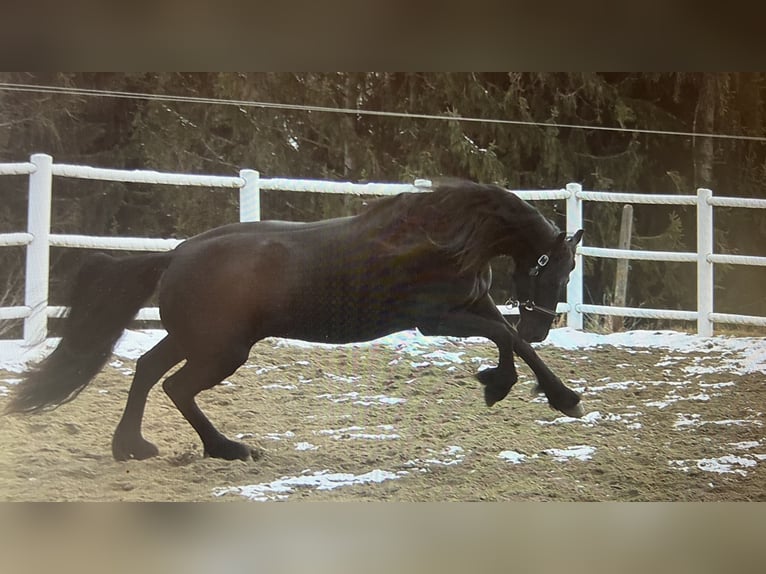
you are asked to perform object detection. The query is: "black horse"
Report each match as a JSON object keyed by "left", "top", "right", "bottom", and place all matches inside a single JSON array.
[{"left": 7, "top": 181, "right": 584, "bottom": 461}]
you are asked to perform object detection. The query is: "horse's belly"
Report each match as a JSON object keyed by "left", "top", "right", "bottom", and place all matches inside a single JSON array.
[{"left": 273, "top": 275, "right": 419, "bottom": 341}]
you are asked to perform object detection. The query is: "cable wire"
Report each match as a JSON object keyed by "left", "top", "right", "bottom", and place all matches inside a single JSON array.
[{"left": 2, "top": 81, "right": 766, "bottom": 142}]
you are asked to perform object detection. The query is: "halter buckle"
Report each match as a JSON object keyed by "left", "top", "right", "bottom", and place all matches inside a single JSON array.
[{"left": 529, "top": 253, "right": 550, "bottom": 277}]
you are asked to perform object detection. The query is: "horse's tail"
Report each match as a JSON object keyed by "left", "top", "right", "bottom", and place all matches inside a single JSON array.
[{"left": 6, "top": 251, "right": 172, "bottom": 414}]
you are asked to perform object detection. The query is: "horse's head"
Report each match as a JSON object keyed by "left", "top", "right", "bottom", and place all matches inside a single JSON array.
[{"left": 513, "top": 229, "right": 583, "bottom": 343}]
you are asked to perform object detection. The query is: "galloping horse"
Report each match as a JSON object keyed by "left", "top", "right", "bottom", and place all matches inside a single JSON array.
[{"left": 7, "top": 181, "right": 584, "bottom": 461}]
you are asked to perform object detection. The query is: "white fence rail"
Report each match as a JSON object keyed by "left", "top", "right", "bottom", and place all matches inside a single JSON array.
[{"left": 1, "top": 153, "right": 765, "bottom": 346}]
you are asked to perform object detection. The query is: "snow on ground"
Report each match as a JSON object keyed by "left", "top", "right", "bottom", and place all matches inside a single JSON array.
[
  {"left": 1, "top": 326, "right": 764, "bottom": 500},
  {"left": 2, "top": 326, "right": 763, "bottom": 373},
  {"left": 498, "top": 445, "right": 596, "bottom": 464},
  {"left": 544, "top": 328, "right": 766, "bottom": 375},
  {"left": 214, "top": 446, "right": 466, "bottom": 502},
  {"left": 213, "top": 469, "right": 404, "bottom": 502}
]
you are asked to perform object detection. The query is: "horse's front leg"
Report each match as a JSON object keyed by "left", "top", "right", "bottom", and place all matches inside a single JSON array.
[
  {"left": 418, "top": 307, "right": 518, "bottom": 407},
  {"left": 511, "top": 334, "right": 585, "bottom": 418}
]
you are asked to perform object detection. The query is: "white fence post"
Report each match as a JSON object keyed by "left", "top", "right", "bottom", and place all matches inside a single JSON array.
[
  {"left": 697, "top": 187, "right": 714, "bottom": 336},
  {"left": 566, "top": 182, "right": 584, "bottom": 330},
  {"left": 239, "top": 169, "right": 260, "bottom": 222},
  {"left": 23, "top": 153, "right": 53, "bottom": 346}
]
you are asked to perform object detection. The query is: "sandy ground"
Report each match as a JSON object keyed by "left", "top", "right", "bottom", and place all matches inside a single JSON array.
[{"left": 1, "top": 332, "right": 764, "bottom": 501}]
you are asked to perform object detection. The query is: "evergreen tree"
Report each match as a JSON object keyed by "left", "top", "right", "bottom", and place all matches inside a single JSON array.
[{"left": 1, "top": 72, "right": 764, "bottom": 331}]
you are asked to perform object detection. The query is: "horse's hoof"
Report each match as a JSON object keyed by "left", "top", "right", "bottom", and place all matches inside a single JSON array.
[
  {"left": 204, "top": 439, "right": 262, "bottom": 462},
  {"left": 477, "top": 367, "right": 516, "bottom": 389},
  {"left": 560, "top": 402, "right": 586, "bottom": 418},
  {"left": 112, "top": 437, "right": 160, "bottom": 461},
  {"left": 484, "top": 383, "right": 511, "bottom": 407}
]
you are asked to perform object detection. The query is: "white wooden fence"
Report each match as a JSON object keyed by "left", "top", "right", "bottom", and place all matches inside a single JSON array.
[{"left": 1, "top": 153, "right": 765, "bottom": 347}]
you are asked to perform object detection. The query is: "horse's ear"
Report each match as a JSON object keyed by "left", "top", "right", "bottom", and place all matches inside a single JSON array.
[
  {"left": 569, "top": 229, "right": 584, "bottom": 245},
  {"left": 555, "top": 231, "right": 567, "bottom": 245}
]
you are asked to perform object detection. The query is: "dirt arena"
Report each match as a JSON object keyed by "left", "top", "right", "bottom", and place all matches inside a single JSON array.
[{"left": 1, "top": 329, "right": 764, "bottom": 501}]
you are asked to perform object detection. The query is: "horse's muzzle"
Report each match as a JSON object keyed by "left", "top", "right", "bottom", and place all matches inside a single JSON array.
[{"left": 518, "top": 323, "right": 548, "bottom": 343}]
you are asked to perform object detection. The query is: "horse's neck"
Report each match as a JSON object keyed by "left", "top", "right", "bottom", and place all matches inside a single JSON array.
[{"left": 502, "top": 217, "right": 555, "bottom": 265}]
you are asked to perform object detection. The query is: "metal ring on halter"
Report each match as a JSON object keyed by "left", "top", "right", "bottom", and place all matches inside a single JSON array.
[
  {"left": 504, "top": 298, "right": 558, "bottom": 319},
  {"left": 522, "top": 300, "right": 558, "bottom": 318}
]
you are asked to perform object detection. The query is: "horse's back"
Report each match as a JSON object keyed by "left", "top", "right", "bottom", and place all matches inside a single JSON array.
[
  {"left": 155, "top": 196, "right": 493, "bottom": 347},
  {"left": 158, "top": 218, "right": 378, "bottom": 343}
]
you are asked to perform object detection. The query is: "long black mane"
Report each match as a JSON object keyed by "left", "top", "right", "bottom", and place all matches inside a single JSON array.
[{"left": 361, "top": 180, "right": 559, "bottom": 272}]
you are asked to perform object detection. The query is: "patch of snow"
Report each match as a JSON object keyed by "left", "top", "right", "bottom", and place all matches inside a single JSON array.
[
  {"left": 583, "top": 381, "right": 636, "bottom": 393},
  {"left": 316, "top": 425, "right": 400, "bottom": 441},
  {"left": 673, "top": 413, "right": 702, "bottom": 428},
  {"left": 262, "top": 431, "right": 296, "bottom": 441},
  {"left": 316, "top": 425, "right": 364, "bottom": 434},
  {"left": 543, "top": 445, "right": 596, "bottom": 462},
  {"left": 316, "top": 392, "right": 406, "bottom": 406},
  {"left": 670, "top": 455, "right": 758, "bottom": 477},
  {"left": 348, "top": 432, "right": 400, "bottom": 440},
  {"left": 113, "top": 330, "right": 167, "bottom": 360},
  {"left": 422, "top": 350, "right": 464, "bottom": 365},
  {"left": 536, "top": 410, "right": 612, "bottom": 427},
  {"left": 248, "top": 363, "right": 289, "bottom": 374},
  {"left": 404, "top": 445, "right": 465, "bottom": 470},
  {"left": 323, "top": 373, "right": 360, "bottom": 384},
  {"left": 646, "top": 392, "right": 711, "bottom": 409},
  {"left": 674, "top": 413, "right": 763, "bottom": 429},
  {"left": 541, "top": 328, "right": 766, "bottom": 375},
  {"left": 108, "top": 360, "right": 133, "bottom": 375},
  {"left": 699, "top": 381, "right": 735, "bottom": 389},
  {"left": 498, "top": 450, "right": 530, "bottom": 464},
  {"left": 262, "top": 383, "right": 297, "bottom": 390},
  {"left": 729, "top": 441, "right": 760, "bottom": 450},
  {"left": 683, "top": 365, "right": 723, "bottom": 376},
  {"left": 645, "top": 399, "right": 675, "bottom": 409},
  {"left": 213, "top": 468, "right": 404, "bottom": 501},
  {"left": 0, "top": 338, "right": 58, "bottom": 373}
]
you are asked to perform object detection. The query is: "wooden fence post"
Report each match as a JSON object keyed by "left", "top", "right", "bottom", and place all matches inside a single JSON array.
[{"left": 612, "top": 204, "right": 633, "bottom": 331}]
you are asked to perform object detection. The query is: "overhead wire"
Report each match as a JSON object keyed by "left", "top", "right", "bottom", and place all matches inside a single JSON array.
[{"left": 1, "top": 81, "right": 765, "bottom": 142}]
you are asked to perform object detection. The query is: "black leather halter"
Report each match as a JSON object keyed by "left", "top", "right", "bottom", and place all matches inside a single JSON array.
[{"left": 506, "top": 253, "right": 559, "bottom": 319}]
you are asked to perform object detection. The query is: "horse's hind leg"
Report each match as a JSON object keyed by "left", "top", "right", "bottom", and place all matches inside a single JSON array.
[
  {"left": 162, "top": 345, "right": 257, "bottom": 461},
  {"left": 112, "top": 335, "right": 185, "bottom": 461}
]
